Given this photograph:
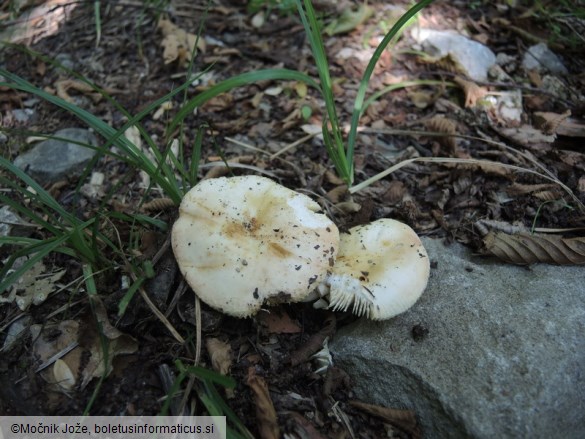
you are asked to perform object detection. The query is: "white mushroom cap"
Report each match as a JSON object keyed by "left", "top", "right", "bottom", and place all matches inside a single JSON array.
[
  {"left": 324, "top": 219, "right": 429, "bottom": 320},
  {"left": 171, "top": 176, "right": 339, "bottom": 317}
]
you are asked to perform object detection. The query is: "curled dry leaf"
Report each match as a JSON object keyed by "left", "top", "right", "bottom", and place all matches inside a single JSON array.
[
  {"left": 287, "top": 411, "right": 328, "bottom": 439},
  {"left": 290, "top": 314, "right": 336, "bottom": 367},
  {"left": 349, "top": 400, "right": 421, "bottom": 439},
  {"left": 247, "top": 367, "right": 280, "bottom": 439},
  {"left": 256, "top": 310, "right": 301, "bottom": 334},
  {"left": 205, "top": 337, "right": 232, "bottom": 375},
  {"left": 55, "top": 79, "right": 102, "bottom": 103},
  {"left": 7, "top": 262, "right": 66, "bottom": 311},
  {"left": 158, "top": 17, "right": 206, "bottom": 65},
  {"left": 533, "top": 110, "right": 574, "bottom": 136},
  {"left": 482, "top": 231, "right": 585, "bottom": 265},
  {"left": 425, "top": 115, "right": 458, "bottom": 154},
  {"left": 454, "top": 76, "right": 488, "bottom": 108},
  {"left": 140, "top": 197, "right": 176, "bottom": 213}
]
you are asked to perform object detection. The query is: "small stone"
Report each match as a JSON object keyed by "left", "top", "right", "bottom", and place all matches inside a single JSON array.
[
  {"left": 522, "top": 43, "right": 568, "bottom": 75},
  {"left": 13, "top": 128, "right": 99, "bottom": 185},
  {"left": 0, "top": 206, "right": 32, "bottom": 240},
  {"left": 411, "top": 28, "right": 496, "bottom": 82}
]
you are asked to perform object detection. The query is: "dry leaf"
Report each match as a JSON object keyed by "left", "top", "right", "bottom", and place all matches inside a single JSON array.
[
  {"left": 7, "top": 262, "right": 66, "bottom": 310},
  {"left": 31, "top": 320, "right": 83, "bottom": 392},
  {"left": 287, "top": 412, "right": 328, "bottom": 439},
  {"left": 201, "top": 93, "right": 233, "bottom": 112},
  {"left": 53, "top": 358, "right": 76, "bottom": 391},
  {"left": 205, "top": 338, "right": 232, "bottom": 375},
  {"left": 408, "top": 90, "right": 434, "bottom": 109},
  {"left": 483, "top": 231, "right": 585, "bottom": 265},
  {"left": 81, "top": 297, "right": 138, "bottom": 388},
  {"left": 493, "top": 125, "right": 556, "bottom": 148},
  {"left": 290, "top": 314, "right": 335, "bottom": 367},
  {"left": 55, "top": 79, "right": 102, "bottom": 103},
  {"left": 158, "top": 17, "right": 206, "bottom": 65},
  {"left": 326, "top": 185, "right": 348, "bottom": 204},
  {"left": 454, "top": 76, "right": 488, "bottom": 108},
  {"left": 426, "top": 115, "right": 458, "bottom": 154},
  {"left": 256, "top": 310, "right": 301, "bottom": 334},
  {"left": 349, "top": 400, "right": 421, "bottom": 438},
  {"left": 247, "top": 367, "right": 280, "bottom": 439},
  {"left": 506, "top": 183, "right": 557, "bottom": 196},
  {"left": 533, "top": 110, "right": 576, "bottom": 136}
]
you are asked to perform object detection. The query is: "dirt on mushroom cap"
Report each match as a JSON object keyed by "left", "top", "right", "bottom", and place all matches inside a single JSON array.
[{"left": 172, "top": 175, "right": 340, "bottom": 317}]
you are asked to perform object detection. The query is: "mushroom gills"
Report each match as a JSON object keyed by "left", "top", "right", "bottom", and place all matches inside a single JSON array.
[{"left": 325, "top": 275, "right": 376, "bottom": 318}]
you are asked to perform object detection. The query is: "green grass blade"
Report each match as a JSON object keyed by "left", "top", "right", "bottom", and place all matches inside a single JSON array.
[
  {"left": 189, "top": 126, "right": 204, "bottom": 187},
  {"left": 181, "top": 364, "right": 237, "bottom": 389},
  {"left": 0, "top": 68, "right": 201, "bottom": 204},
  {"left": 117, "top": 277, "right": 144, "bottom": 317},
  {"left": 0, "top": 235, "right": 71, "bottom": 293},
  {"left": 0, "top": 156, "right": 78, "bottom": 225},
  {"left": 166, "top": 69, "right": 321, "bottom": 136},
  {"left": 93, "top": 0, "right": 102, "bottom": 48},
  {"left": 202, "top": 380, "right": 254, "bottom": 439},
  {"left": 296, "top": 0, "right": 349, "bottom": 182},
  {"left": 346, "top": 0, "right": 435, "bottom": 167}
]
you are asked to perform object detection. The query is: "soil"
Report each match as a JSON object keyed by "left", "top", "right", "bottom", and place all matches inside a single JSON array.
[{"left": 1, "top": 0, "right": 584, "bottom": 437}]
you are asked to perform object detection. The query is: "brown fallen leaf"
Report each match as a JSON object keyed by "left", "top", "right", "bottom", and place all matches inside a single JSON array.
[
  {"left": 326, "top": 184, "right": 348, "bottom": 204},
  {"left": 492, "top": 124, "right": 556, "bottom": 149},
  {"left": 534, "top": 110, "right": 572, "bottom": 137},
  {"left": 256, "top": 309, "right": 301, "bottom": 334},
  {"left": 247, "top": 367, "right": 280, "bottom": 439},
  {"left": 454, "top": 76, "right": 488, "bottom": 108},
  {"left": 205, "top": 337, "right": 232, "bottom": 375},
  {"left": 30, "top": 320, "right": 83, "bottom": 392},
  {"left": 157, "top": 17, "right": 206, "bottom": 65},
  {"left": 349, "top": 400, "right": 421, "bottom": 439},
  {"left": 290, "top": 313, "right": 336, "bottom": 367},
  {"left": 9, "top": 261, "right": 66, "bottom": 311},
  {"left": 482, "top": 231, "right": 585, "bottom": 265},
  {"left": 425, "top": 115, "right": 458, "bottom": 155},
  {"left": 81, "top": 297, "right": 138, "bottom": 388},
  {"left": 55, "top": 79, "right": 101, "bottom": 103},
  {"left": 287, "top": 411, "right": 328, "bottom": 439}
]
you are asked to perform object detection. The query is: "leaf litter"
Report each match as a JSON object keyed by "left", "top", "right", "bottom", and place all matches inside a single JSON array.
[{"left": 0, "top": 0, "right": 584, "bottom": 436}]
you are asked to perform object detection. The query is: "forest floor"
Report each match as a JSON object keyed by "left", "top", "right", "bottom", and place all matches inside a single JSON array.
[{"left": 1, "top": 0, "right": 584, "bottom": 437}]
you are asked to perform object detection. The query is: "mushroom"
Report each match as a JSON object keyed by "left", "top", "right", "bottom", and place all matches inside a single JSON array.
[
  {"left": 319, "top": 219, "right": 429, "bottom": 320},
  {"left": 171, "top": 176, "right": 339, "bottom": 317}
]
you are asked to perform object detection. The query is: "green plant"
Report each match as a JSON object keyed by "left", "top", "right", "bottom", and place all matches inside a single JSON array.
[
  {"left": 247, "top": 0, "right": 297, "bottom": 16},
  {"left": 167, "top": 0, "right": 435, "bottom": 186},
  {"left": 163, "top": 360, "right": 254, "bottom": 439}
]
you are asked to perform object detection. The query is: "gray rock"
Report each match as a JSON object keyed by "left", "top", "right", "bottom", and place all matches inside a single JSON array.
[
  {"left": 13, "top": 128, "right": 98, "bottom": 185},
  {"left": 522, "top": 43, "right": 568, "bottom": 75},
  {"left": 330, "top": 238, "right": 585, "bottom": 439},
  {"left": 0, "top": 206, "right": 32, "bottom": 240},
  {"left": 411, "top": 29, "right": 496, "bottom": 81}
]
